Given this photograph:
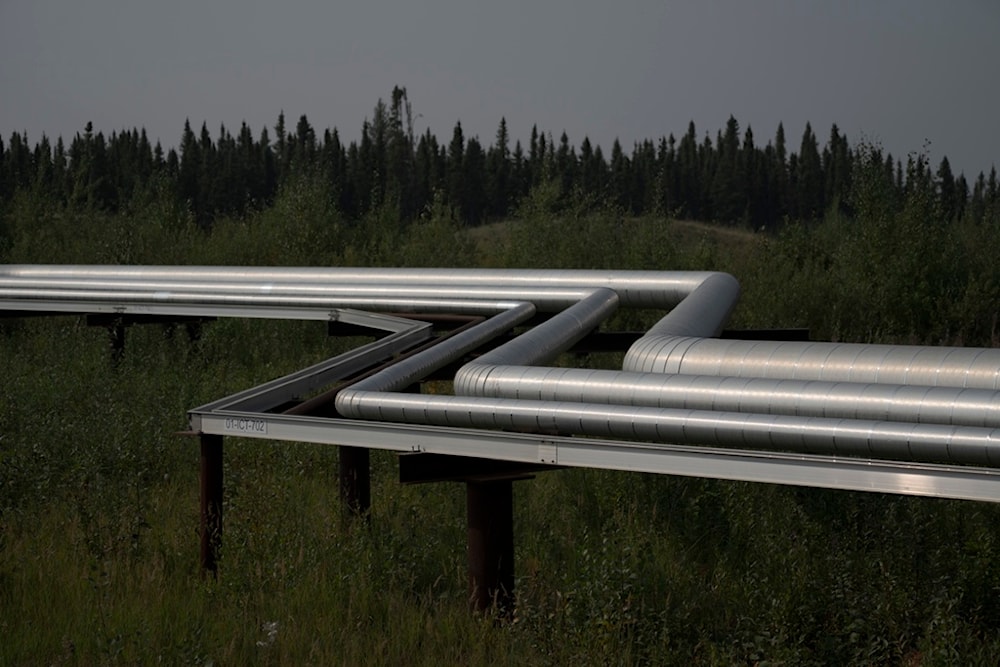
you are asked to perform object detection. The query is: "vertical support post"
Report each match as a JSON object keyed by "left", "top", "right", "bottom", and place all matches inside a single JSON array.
[
  {"left": 467, "top": 479, "right": 515, "bottom": 615},
  {"left": 339, "top": 446, "right": 371, "bottom": 521},
  {"left": 109, "top": 322, "right": 126, "bottom": 363},
  {"left": 200, "top": 433, "right": 223, "bottom": 576}
]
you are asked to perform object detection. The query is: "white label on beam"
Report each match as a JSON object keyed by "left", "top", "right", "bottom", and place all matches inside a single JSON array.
[
  {"left": 538, "top": 441, "right": 558, "bottom": 464},
  {"left": 224, "top": 417, "right": 268, "bottom": 435}
]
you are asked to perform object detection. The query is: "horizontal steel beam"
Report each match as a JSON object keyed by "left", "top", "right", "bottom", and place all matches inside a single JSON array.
[
  {"left": 187, "top": 410, "right": 1000, "bottom": 503},
  {"left": 399, "top": 453, "right": 561, "bottom": 484}
]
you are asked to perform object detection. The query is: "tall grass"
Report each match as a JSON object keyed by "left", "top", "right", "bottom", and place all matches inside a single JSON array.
[{"left": 4, "top": 174, "right": 1000, "bottom": 664}]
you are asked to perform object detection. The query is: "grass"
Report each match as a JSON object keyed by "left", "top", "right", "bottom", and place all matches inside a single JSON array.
[{"left": 4, "top": 182, "right": 1000, "bottom": 663}]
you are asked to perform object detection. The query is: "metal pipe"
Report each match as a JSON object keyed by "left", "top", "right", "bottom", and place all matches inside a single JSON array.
[
  {"left": 457, "top": 367, "right": 1000, "bottom": 428},
  {"left": 338, "top": 290, "right": 615, "bottom": 413},
  {"left": 0, "top": 278, "right": 600, "bottom": 312},
  {"left": 336, "top": 302, "right": 537, "bottom": 399},
  {"left": 623, "top": 337, "right": 1000, "bottom": 390},
  {"left": 0, "top": 266, "right": 721, "bottom": 308},
  {"left": 9, "top": 263, "right": 1000, "bottom": 467},
  {"left": 644, "top": 271, "right": 740, "bottom": 338},
  {"left": 0, "top": 286, "right": 533, "bottom": 316},
  {"left": 332, "top": 392, "right": 1000, "bottom": 466}
]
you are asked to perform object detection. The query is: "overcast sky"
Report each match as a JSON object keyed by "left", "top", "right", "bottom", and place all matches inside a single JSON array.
[{"left": 1, "top": 1, "right": 997, "bottom": 177}]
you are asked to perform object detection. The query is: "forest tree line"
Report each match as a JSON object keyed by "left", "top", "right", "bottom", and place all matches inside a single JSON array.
[{"left": 1, "top": 86, "right": 998, "bottom": 230}]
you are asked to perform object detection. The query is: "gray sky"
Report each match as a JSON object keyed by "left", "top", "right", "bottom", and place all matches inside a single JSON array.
[{"left": 2, "top": 0, "right": 997, "bottom": 177}]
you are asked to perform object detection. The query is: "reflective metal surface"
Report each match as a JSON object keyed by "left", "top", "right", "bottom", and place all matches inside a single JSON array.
[
  {"left": 623, "top": 336, "right": 1000, "bottom": 390},
  {"left": 8, "top": 263, "right": 1000, "bottom": 500}
]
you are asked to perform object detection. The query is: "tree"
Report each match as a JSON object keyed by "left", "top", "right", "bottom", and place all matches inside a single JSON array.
[
  {"left": 386, "top": 86, "right": 415, "bottom": 219},
  {"left": 291, "top": 114, "right": 317, "bottom": 176},
  {"left": 709, "top": 115, "right": 743, "bottom": 223},
  {"left": 822, "top": 124, "right": 851, "bottom": 213},
  {"left": 770, "top": 122, "right": 788, "bottom": 221},
  {"left": 677, "top": 122, "right": 700, "bottom": 218},
  {"left": 794, "top": 122, "right": 824, "bottom": 219},
  {"left": 554, "top": 131, "right": 576, "bottom": 202},
  {"left": 610, "top": 139, "right": 629, "bottom": 211},
  {"left": 654, "top": 135, "right": 676, "bottom": 216},
  {"left": 631, "top": 139, "right": 656, "bottom": 215},
  {"left": 487, "top": 117, "right": 511, "bottom": 218},
  {"left": 414, "top": 128, "right": 440, "bottom": 216},
  {"left": 447, "top": 121, "right": 465, "bottom": 218},
  {"left": 579, "top": 136, "right": 607, "bottom": 204},
  {"left": 461, "top": 136, "right": 487, "bottom": 224},
  {"left": 936, "top": 156, "right": 957, "bottom": 223},
  {"left": 511, "top": 140, "right": 529, "bottom": 202},
  {"left": 274, "top": 111, "right": 289, "bottom": 181}
]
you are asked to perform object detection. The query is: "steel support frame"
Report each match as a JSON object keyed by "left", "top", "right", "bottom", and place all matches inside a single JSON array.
[
  {"left": 467, "top": 480, "right": 515, "bottom": 615},
  {"left": 339, "top": 446, "right": 371, "bottom": 520},
  {"left": 200, "top": 433, "right": 224, "bottom": 576},
  {"left": 189, "top": 410, "right": 1000, "bottom": 503},
  {"left": 399, "top": 453, "right": 559, "bottom": 614}
]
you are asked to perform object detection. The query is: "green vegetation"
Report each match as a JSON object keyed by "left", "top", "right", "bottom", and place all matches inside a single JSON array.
[
  {"left": 4, "top": 86, "right": 999, "bottom": 235},
  {"left": 4, "top": 99, "right": 1000, "bottom": 663}
]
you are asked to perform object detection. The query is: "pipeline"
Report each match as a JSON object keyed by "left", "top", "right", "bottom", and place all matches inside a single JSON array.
[
  {"left": 623, "top": 336, "right": 1000, "bottom": 390},
  {"left": 6, "top": 264, "right": 1000, "bottom": 466}
]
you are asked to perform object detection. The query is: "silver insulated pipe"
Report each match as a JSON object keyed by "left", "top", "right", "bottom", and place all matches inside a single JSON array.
[{"left": 6, "top": 264, "right": 1000, "bottom": 466}]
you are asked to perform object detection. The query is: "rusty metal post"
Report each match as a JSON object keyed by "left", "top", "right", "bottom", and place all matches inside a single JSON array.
[
  {"left": 200, "top": 433, "right": 223, "bottom": 576},
  {"left": 467, "top": 479, "right": 515, "bottom": 615},
  {"left": 339, "top": 446, "right": 371, "bottom": 521}
]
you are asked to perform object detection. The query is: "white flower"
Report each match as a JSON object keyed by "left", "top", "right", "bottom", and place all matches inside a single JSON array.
[{"left": 256, "top": 621, "right": 279, "bottom": 648}]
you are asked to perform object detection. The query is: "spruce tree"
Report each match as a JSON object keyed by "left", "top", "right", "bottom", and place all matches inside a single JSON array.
[
  {"left": 936, "top": 156, "right": 957, "bottom": 222},
  {"left": 487, "top": 118, "right": 511, "bottom": 218},
  {"left": 461, "top": 137, "right": 486, "bottom": 224},
  {"left": 710, "top": 115, "right": 742, "bottom": 223},
  {"left": 795, "top": 122, "right": 824, "bottom": 219},
  {"left": 447, "top": 122, "right": 465, "bottom": 219}
]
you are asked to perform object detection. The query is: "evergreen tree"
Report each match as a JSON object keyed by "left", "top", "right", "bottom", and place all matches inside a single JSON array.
[
  {"left": 795, "top": 122, "right": 824, "bottom": 219},
  {"left": 386, "top": 86, "right": 415, "bottom": 218},
  {"left": 414, "top": 128, "right": 439, "bottom": 216},
  {"left": 654, "top": 135, "right": 676, "bottom": 216},
  {"left": 177, "top": 120, "right": 199, "bottom": 214},
  {"left": 741, "top": 126, "right": 765, "bottom": 227},
  {"left": 698, "top": 132, "right": 716, "bottom": 220},
  {"left": 291, "top": 114, "right": 317, "bottom": 176},
  {"left": 52, "top": 137, "right": 68, "bottom": 202},
  {"left": 936, "top": 156, "right": 957, "bottom": 222},
  {"left": 0, "top": 136, "right": 6, "bottom": 200},
  {"left": 610, "top": 139, "right": 629, "bottom": 211},
  {"left": 822, "top": 123, "right": 851, "bottom": 213},
  {"left": 260, "top": 127, "right": 278, "bottom": 206},
  {"left": 356, "top": 120, "right": 376, "bottom": 214},
  {"left": 528, "top": 125, "right": 540, "bottom": 188},
  {"left": 274, "top": 111, "right": 289, "bottom": 182},
  {"left": 954, "top": 173, "right": 969, "bottom": 222},
  {"left": 461, "top": 136, "right": 487, "bottom": 224},
  {"left": 631, "top": 139, "right": 656, "bottom": 215},
  {"left": 511, "top": 140, "right": 529, "bottom": 202},
  {"left": 579, "top": 136, "right": 605, "bottom": 203},
  {"left": 322, "top": 127, "right": 346, "bottom": 212},
  {"left": 985, "top": 167, "right": 1000, "bottom": 224},
  {"left": 32, "top": 135, "right": 54, "bottom": 199},
  {"left": 771, "top": 123, "right": 788, "bottom": 221},
  {"left": 555, "top": 131, "right": 576, "bottom": 201},
  {"left": 678, "top": 122, "right": 700, "bottom": 218},
  {"left": 447, "top": 121, "right": 465, "bottom": 219},
  {"left": 710, "top": 115, "right": 743, "bottom": 223},
  {"left": 486, "top": 117, "right": 511, "bottom": 218}
]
